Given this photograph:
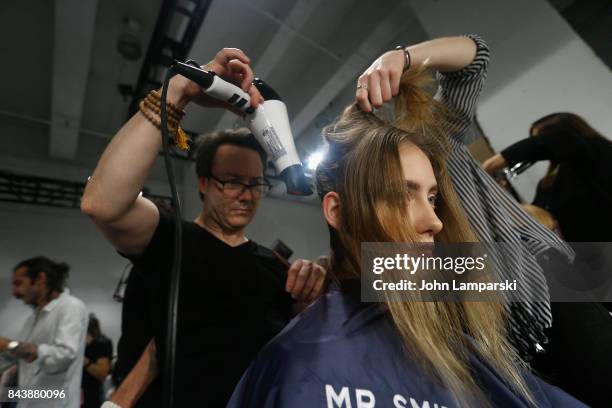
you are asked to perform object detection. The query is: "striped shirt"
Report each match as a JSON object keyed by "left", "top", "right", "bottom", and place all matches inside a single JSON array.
[{"left": 436, "top": 34, "right": 573, "bottom": 357}]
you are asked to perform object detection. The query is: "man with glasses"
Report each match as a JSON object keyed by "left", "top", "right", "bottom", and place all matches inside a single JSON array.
[{"left": 81, "top": 48, "right": 326, "bottom": 408}]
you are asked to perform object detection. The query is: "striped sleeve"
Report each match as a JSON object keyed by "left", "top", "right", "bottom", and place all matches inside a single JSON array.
[
  {"left": 433, "top": 34, "right": 575, "bottom": 358},
  {"left": 435, "top": 34, "right": 490, "bottom": 142}
]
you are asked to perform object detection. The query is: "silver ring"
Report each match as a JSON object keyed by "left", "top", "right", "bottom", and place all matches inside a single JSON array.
[{"left": 356, "top": 83, "right": 368, "bottom": 91}]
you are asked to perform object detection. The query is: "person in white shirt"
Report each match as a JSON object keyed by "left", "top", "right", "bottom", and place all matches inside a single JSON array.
[{"left": 0, "top": 257, "right": 87, "bottom": 408}]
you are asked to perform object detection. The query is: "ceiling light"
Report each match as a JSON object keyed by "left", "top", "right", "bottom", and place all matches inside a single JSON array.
[{"left": 307, "top": 150, "right": 325, "bottom": 170}]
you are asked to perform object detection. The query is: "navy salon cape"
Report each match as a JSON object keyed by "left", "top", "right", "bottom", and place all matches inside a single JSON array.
[{"left": 227, "top": 290, "right": 586, "bottom": 408}]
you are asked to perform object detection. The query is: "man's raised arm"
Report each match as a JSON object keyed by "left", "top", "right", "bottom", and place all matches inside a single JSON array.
[{"left": 81, "top": 48, "right": 263, "bottom": 255}]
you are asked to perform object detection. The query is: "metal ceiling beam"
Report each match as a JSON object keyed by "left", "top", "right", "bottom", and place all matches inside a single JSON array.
[
  {"left": 128, "top": 0, "right": 213, "bottom": 116},
  {"left": 0, "top": 170, "right": 172, "bottom": 210},
  {"left": 213, "top": 0, "right": 322, "bottom": 131},
  {"left": 49, "top": 0, "right": 98, "bottom": 160}
]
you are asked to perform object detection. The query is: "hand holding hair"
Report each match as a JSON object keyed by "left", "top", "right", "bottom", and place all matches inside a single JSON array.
[{"left": 355, "top": 36, "right": 477, "bottom": 113}]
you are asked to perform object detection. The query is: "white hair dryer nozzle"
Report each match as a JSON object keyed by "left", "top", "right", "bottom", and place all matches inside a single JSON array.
[{"left": 252, "top": 79, "right": 312, "bottom": 196}]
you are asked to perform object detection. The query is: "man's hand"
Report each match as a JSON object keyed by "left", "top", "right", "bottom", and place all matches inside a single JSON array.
[
  {"left": 286, "top": 259, "right": 327, "bottom": 303},
  {"left": 166, "top": 47, "right": 264, "bottom": 112},
  {"left": 14, "top": 343, "right": 37, "bottom": 362}
]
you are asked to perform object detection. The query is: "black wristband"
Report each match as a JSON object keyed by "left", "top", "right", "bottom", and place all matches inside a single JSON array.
[{"left": 394, "top": 45, "right": 411, "bottom": 72}]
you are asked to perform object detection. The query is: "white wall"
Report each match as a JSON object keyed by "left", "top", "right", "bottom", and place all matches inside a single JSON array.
[
  {"left": 410, "top": 0, "right": 612, "bottom": 201},
  {"left": 0, "top": 203, "right": 125, "bottom": 345}
]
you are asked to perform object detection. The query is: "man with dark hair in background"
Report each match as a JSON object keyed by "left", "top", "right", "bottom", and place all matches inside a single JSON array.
[
  {"left": 0, "top": 257, "right": 88, "bottom": 408},
  {"left": 82, "top": 48, "right": 326, "bottom": 408}
]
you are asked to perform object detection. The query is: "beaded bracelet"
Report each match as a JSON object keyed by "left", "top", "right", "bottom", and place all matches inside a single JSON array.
[
  {"left": 142, "top": 97, "right": 181, "bottom": 126},
  {"left": 148, "top": 90, "right": 186, "bottom": 119},
  {"left": 138, "top": 92, "right": 189, "bottom": 151}
]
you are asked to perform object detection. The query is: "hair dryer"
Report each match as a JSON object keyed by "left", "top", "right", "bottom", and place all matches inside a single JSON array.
[
  {"left": 172, "top": 61, "right": 312, "bottom": 196},
  {"left": 503, "top": 161, "right": 535, "bottom": 180}
]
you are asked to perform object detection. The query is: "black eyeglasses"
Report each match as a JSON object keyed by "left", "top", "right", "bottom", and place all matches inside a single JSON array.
[{"left": 208, "top": 174, "right": 271, "bottom": 198}]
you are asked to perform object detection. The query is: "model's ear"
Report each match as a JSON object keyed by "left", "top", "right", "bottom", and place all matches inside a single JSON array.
[{"left": 322, "top": 191, "right": 341, "bottom": 230}]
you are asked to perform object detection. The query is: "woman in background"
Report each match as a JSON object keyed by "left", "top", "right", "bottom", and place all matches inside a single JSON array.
[
  {"left": 483, "top": 112, "right": 612, "bottom": 242},
  {"left": 483, "top": 114, "right": 612, "bottom": 406}
]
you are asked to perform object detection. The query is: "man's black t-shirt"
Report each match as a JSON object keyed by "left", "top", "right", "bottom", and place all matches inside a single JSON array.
[
  {"left": 130, "top": 212, "right": 293, "bottom": 407},
  {"left": 82, "top": 336, "right": 113, "bottom": 408},
  {"left": 113, "top": 263, "right": 161, "bottom": 408}
]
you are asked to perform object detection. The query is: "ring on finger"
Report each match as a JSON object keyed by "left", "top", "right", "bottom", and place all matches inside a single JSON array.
[{"left": 356, "top": 83, "right": 368, "bottom": 91}]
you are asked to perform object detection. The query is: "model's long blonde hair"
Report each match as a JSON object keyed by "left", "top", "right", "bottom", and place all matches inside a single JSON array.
[{"left": 315, "top": 67, "right": 534, "bottom": 407}]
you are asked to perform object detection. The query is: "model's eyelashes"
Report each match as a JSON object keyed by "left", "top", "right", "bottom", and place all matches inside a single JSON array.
[
  {"left": 428, "top": 194, "right": 438, "bottom": 208},
  {"left": 404, "top": 192, "right": 438, "bottom": 208}
]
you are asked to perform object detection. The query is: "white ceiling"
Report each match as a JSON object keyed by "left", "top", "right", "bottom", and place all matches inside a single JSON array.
[
  {"left": 1, "top": 0, "right": 606, "bottom": 194},
  {"left": 181, "top": 0, "right": 423, "bottom": 157},
  {"left": 0, "top": 0, "right": 423, "bottom": 177}
]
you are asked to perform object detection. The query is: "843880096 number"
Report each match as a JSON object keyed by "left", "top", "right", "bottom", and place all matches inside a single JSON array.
[{"left": 1, "top": 388, "right": 65, "bottom": 402}]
